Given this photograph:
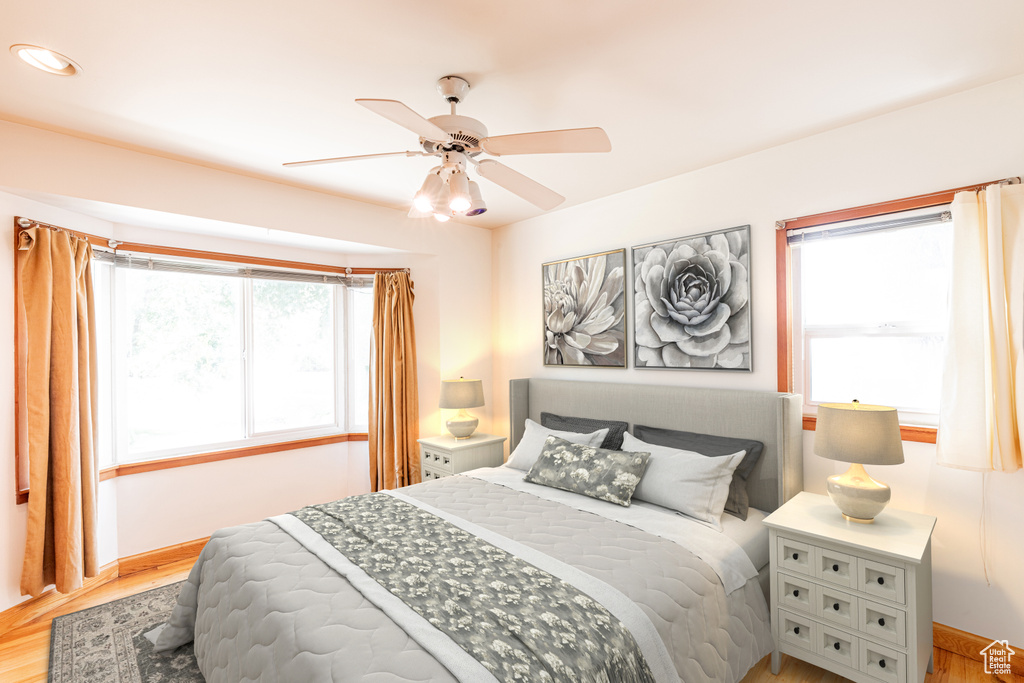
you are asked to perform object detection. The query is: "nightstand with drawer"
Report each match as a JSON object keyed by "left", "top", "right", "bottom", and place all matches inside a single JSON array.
[
  {"left": 764, "top": 491, "right": 936, "bottom": 683},
  {"left": 417, "top": 433, "right": 506, "bottom": 481}
]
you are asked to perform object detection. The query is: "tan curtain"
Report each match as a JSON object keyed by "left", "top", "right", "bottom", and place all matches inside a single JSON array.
[
  {"left": 16, "top": 226, "right": 100, "bottom": 596},
  {"left": 369, "top": 271, "right": 420, "bottom": 491},
  {"left": 937, "top": 183, "right": 1024, "bottom": 472}
]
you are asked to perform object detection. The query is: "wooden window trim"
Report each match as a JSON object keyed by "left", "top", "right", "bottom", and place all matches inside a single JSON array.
[
  {"left": 774, "top": 181, "right": 1007, "bottom": 444},
  {"left": 14, "top": 216, "right": 396, "bottom": 505},
  {"left": 97, "top": 432, "right": 369, "bottom": 482},
  {"left": 14, "top": 218, "right": 408, "bottom": 276},
  {"left": 801, "top": 415, "right": 936, "bottom": 444}
]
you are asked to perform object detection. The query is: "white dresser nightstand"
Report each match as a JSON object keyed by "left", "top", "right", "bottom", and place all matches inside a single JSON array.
[
  {"left": 417, "top": 433, "right": 506, "bottom": 481},
  {"left": 764, "top": 492, "right": 936, "bottom": 683}
]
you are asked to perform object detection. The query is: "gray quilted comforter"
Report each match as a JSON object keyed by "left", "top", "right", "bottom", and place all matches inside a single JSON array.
[{"left": 154, "top": 474, "right": 773, "bottom": 682}]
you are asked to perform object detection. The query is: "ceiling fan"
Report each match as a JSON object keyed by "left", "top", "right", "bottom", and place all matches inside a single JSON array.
[{"left": 283, "top": 76, "right": 612, "bottom": 221}]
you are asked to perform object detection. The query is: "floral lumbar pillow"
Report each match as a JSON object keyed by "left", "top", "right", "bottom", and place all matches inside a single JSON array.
[{"left": 524, "top": 435, "right": 651, "bottom": 507}]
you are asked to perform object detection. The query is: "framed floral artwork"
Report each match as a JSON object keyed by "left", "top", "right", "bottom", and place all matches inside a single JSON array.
[
  {"left": 543, "top": 248, "right": 627, "bottom": 367},
  {"left": 632, "top": 225, "right": 751, "bottom": 370}
]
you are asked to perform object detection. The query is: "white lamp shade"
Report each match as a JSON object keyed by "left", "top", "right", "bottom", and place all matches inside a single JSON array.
[
  {"left": 413, "top": 172, "right": 443, "bottom": 213},
  {"left": 814, "top": 402, "right": 905, "bottom": 465},
  {"left": 439, "top": 379, "right": 484, "bottom": 409},
  {"left": 466, "top": 180, "right": 487, "bottom": 216},
  {"left": 448, "top": 172, "right": 471, "bottom": 213}
]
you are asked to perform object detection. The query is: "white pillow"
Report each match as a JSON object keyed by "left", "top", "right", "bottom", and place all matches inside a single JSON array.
[
  {"left": 624, "top": 431, "right": 745, "bottom": 530},
  {"left": 505, "top": 419, "right": 609, "bottom": 471}
]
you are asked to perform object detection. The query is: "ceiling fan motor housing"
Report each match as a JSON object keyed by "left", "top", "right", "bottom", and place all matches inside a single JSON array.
[
  {"left": 437, "top": 75, "right": 470, "bottom": 104},
  {"left": 422, "top": 114, "right": 488, "bottom": 155}
]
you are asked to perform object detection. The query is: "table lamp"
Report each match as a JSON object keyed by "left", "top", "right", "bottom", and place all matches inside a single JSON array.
[
  {"left": 814, "top": 401, "right": 905, "bottom": 523},
  {"left": 439, "top": 378, "right": 485, "bottom": 439}
]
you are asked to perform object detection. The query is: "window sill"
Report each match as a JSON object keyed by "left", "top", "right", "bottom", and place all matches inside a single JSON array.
[
  {"left": 17, "top": 432, "right": 368, "bottom": 504},
  {"left": 802, "top": 415, "right": 936, "bottom": 444}
]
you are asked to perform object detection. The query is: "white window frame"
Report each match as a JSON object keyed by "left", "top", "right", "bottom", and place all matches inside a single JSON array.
[
  {"left": 94, "top": 252, "right": 373, "bottom": 465},
  {"left": 789, "top": 206, "right": 952, "bottom": 428},
  {"left": 343, "top": 286, "right": 371, "bottom": 433}
]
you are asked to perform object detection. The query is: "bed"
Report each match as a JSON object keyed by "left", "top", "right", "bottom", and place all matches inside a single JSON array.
[{"left": 151, "top": 378, "right": 803, "bottom": 682}]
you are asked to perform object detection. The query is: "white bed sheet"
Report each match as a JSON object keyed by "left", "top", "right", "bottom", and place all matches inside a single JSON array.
[
  {"left": 719, "top": 507, "right": 770, "bottom": 571},
  {"left": 463, "top": 466, "right": 759, "bottom": 594}
]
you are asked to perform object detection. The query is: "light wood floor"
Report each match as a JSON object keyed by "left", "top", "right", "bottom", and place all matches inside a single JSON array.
[
  {"left": 0, "top": 556, "right": 1019, "bottom": 683},
  {"left": 0, "top": 557, "right": 194, "bottom": 683}
]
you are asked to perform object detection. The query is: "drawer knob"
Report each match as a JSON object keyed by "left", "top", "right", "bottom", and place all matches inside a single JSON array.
[
  {"left": 877, "top": 576, "right": 885, "bottom": 585},
  {"left": 878, "top": 617, "right": 886, "bottom": 627},
  {"left": 793, "top": 626, "right": 800, "bottom": 635},
  {"left": 792, "top": 552, "right": 799, "bottom": 560},
  {"left": 833, "top": 602, "right": 840, "bottom": 611},
  {"left": 834, "top": 642, "right": 841, "bottom": 651},
  {"left": 879, "top": 659, "right": 887, "bottom": 669},
  {"left": 793, "top": 589, "right": 800, "bottom": 598},
  {"left": 832, "top": 563, "right": 839, "bottom": 572}
]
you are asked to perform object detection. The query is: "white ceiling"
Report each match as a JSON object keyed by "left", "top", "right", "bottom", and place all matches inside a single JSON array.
[{"left": 4, "top": 0, "right": 1024, "bottom": 230}]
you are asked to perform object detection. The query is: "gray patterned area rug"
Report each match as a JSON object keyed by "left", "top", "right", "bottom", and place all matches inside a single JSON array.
[{"left": 48, "top": 581, "right": 203, "bottom": 683}]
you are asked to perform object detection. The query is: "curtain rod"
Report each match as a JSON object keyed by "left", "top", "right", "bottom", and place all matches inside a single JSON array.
[
  {"left": 13, "top": 217, "right": 409, "bottom": 277},
  {"left": 786, "top": 210, "right": 951, "bottom": 245},
  {"left": 15, "top": 216, "right": 114, "bottom": 249},
  {"left": 775, "top": 176, "right": 1020, "bottom": 231}
]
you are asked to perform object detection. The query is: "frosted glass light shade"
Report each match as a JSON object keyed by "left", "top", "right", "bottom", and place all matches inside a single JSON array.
[
  {"left": 466, "top": 181, "right": 487, "bottom": 216},
  {"left": 448, "top": 172, "right": 471, "bottom": 212},
  {"left": 413, "top": 173, "right": 443, "bottom": 213}
]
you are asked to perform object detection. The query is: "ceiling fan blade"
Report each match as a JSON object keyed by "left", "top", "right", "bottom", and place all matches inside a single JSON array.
[
  {"left": 479, "top": 127, "right": 611, "bottom": 156},
  {"left": 283, "top": 151, "right": 420, "bottom": 167},
  {"left": 356, "top": 99, "right": 451, "bottom": 143},
  {"left": 476, "top": 159, "right": 565, "bottom": 210}
]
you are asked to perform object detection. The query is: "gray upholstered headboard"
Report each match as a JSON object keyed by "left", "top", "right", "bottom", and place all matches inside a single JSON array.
[{"left": 509, "top": 378, "right": 803, "bottom": 513}]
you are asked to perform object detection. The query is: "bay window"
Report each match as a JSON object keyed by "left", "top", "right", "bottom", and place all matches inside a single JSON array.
[{"left": 93, "top": 252, "right": 372, "bottom": 466}]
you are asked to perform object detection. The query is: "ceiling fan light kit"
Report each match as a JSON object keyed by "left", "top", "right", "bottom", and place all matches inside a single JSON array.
[
  {"left": 466, "top": 181, "right": 486, "bottom": 216},
  {"left": 414, "top": 171, "right": 444, "bottom": 213},
  {"left": 283, "top": 75, "right": 612, "bottom": 219},
  {"left": 447, "top": 169, "right": 471, "bottom": 212}
]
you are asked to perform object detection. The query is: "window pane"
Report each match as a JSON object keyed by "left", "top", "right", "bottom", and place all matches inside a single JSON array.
[
  {"left": 349, "top": 286, "right": 373, "bottom": 430},
  {"left": 252, "top": 280, "right": 334, "bottom": 432},
  {"left": 119, "top": 269, "right": 243, "bottom": 456},
  {"left": 799, "top": 222, "right": 953, "bottom": 327},
  {"left": 807, "top": 335, "right": 945, "bottom": 414}
]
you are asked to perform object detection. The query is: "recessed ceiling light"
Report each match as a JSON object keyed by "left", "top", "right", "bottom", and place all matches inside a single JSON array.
[{"left": 10, "top": 44, "right": 81, "bottom": 76}]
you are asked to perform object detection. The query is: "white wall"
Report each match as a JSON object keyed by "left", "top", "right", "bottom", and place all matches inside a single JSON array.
[
  {"left": 493, "top": 74, "right": 1024, "bottom": 645},
  {"left": 114, "top": 443, "right": 370, "bottom": 557},
  {"left": 0, "top": 119, "right": 494, "bottom": 612}
]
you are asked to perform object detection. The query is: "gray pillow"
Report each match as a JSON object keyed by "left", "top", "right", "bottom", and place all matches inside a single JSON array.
[
  {"left": 632, "top": 425, "right": 764, "bottom": 520},
  {"left": 540, "top": 412, "right": 629, "bottom": 450},
  {"left": 524, "top": 436, "right": 650, "bottom": 507}
]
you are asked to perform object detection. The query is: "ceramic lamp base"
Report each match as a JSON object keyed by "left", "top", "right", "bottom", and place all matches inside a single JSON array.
[
  {"left": 826, "top": 463, "right": 891, "bottom": 523},
  {"left": 445, "top": 409, "right": 479, "bottom": 439}
]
